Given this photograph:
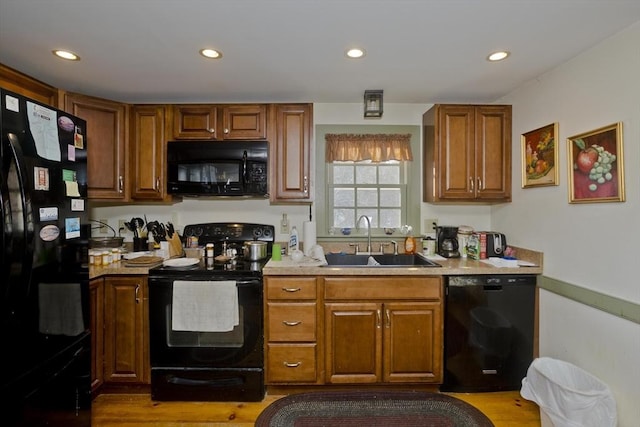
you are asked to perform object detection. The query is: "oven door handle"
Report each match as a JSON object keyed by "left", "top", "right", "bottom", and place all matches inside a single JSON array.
[{"left": 167, "top": 375, "right": 244, "bottom": 387}]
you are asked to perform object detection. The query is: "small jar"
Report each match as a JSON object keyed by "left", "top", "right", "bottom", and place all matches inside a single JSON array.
[
  {"left": 111, "top": 248, "right": 121, "bottom": 262},
  {"left": 102, "top": 251, "right": 111, "bottom": 265},
  {"left": 88, "top": 250, "right": 95, "bottom": 265},
  {"left": 206, "top": 243, "right": 214, "bottom": 258}
]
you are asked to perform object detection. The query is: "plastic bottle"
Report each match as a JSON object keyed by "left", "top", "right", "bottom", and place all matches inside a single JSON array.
[
  {"left": 289, "top": 226, "right": 299, "bottom": 254},
  {"left": 404, "top": 234, "right": 416, "bottom": 254}
]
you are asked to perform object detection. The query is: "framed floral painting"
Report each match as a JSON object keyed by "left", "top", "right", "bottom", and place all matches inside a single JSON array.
[
  {"left": 521, "top": 123, "right": 558, "bottom": 188},
  {"left": 567, "top": 122, "right": 625, "bottom": 203}
]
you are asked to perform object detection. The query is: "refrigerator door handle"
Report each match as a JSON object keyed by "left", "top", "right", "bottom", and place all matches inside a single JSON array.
[{"left": 5, "top": 133, "right": 35, "bottom": 294}]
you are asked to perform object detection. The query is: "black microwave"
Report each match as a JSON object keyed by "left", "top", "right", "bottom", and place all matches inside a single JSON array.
[{"left": 167, "top": 140, "right": 268, "bottom": 197}]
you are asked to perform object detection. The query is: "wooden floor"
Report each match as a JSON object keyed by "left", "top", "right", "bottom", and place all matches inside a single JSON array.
[{"left": 92, "top": 391, "right": 541, "bottom": 426}]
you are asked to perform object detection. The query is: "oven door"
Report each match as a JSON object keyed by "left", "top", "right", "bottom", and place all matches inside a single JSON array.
[{"left": 148, "top": 274, "right": 263, "bottom": 369}]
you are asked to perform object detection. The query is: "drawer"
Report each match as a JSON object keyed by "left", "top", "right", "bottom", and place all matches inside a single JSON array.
[
  {"left": 267, "top": 302, "right": 316, "bottom": 341},
  {"left": 324, "top": 276, "right": 442, "bottom": 300},
  {"left": 266, "top": 277, "right": 317, "bottom": 300},
  {"left": 267, "top": 343, "right": 317, "bottom": 383}
]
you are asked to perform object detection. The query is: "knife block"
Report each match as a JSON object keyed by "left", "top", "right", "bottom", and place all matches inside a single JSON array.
[{"left": 168, "top": 234, "right": 184, "bottom": 258}]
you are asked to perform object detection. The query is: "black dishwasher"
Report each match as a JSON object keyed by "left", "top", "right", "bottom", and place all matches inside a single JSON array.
[{"left": 441, "top": 275, "right": 536, "bottom": 392}]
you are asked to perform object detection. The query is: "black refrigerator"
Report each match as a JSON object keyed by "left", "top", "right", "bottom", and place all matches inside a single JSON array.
[{"left": 1, "top": 89, "right": 91, "bottom": 426}]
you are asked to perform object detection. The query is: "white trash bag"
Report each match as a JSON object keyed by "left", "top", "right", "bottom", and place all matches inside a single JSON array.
[{"left": 520, "top": 357, "right": 617, "bottom": 427}]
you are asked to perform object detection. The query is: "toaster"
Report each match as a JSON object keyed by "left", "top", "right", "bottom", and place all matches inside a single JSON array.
[{"left": 485, "top": 232, "right": 507, "bottom": 257}]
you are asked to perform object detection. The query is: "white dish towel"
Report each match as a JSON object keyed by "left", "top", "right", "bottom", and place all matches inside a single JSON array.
[{"left": 171, "top": 280, "right": 239, "bottom": 332}]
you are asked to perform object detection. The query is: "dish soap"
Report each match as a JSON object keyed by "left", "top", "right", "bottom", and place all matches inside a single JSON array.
[
  {"left": 404, "top": 234, "right": 416, "bottom": 254},
  {"left": 289, "top": 226, "right": 299, "bottom": 254}
]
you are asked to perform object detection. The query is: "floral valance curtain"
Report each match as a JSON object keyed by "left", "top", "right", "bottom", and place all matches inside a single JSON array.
[{"left": 325, "top": 133, "right": 413, "bottom": 162}]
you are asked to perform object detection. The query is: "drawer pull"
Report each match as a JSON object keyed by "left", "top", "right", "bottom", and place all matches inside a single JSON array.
[
  {"left": 282, "top": 287, "right": 301, "bottom": 293},
  {"left": 283, "top": 320, "right": 302, "bottom": 326},
  {"left": 284, "top": 362, "right": 301, "bottom": 368}
]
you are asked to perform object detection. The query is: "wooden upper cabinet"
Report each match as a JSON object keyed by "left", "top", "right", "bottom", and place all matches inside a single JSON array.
[
  {"left": 0, "top": 63, "right": 59, "bottom": 107},
  {"left": 423, "top": 104, "right": 511, "bottom": 203},
  {"left": 270, "top": 103, "right": 313, "bottom": 202},
  {"left": 130, "top": 105, "right": 171, "bottom": 201},
  {"left": 172, "top": 104, "right": 267, "bottom": 140},
  {"left": 64, "top": 92, "right": 129, "bottom": 201}
]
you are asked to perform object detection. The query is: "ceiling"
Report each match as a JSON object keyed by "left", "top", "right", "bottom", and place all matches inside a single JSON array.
[{"left": 2, "top": 0, "right": 640, "bottom": 105}]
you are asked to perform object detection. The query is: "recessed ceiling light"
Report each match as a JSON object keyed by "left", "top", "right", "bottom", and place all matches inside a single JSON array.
[
  {"left": 487, "top": 51, "right": 510, "bottom": 62},
  {"left": 52, "top": 50, "right": 80, "bottom": 61},
  {"left": 200, "top": 48, "right": 223, "bottom": 59},
  {"left": 346, "top": 48, "right": 366, "bottom": 59}
]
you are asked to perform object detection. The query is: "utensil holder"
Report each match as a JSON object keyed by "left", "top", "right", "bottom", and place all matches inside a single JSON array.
[{"left": 133, "top": 237, "right": 148, "bottom": 252}]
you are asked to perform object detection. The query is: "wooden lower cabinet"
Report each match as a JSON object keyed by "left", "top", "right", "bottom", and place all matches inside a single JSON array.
[
  {"left": 264, "top": 275, "right": 443, "bottom": 388},
  {"left": 265, "top": 276, "right": 320, "bottom": 384},
  {"left": 102, "top": 275, "right": 150, "bottom": 386},
  {"left": 89, "top": 278, "right": 105, "bottom": 394}
]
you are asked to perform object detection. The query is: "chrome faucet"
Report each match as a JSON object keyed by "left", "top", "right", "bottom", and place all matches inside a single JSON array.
[{"left": 356, "top": 215, "right": 372, "bottom": 254}]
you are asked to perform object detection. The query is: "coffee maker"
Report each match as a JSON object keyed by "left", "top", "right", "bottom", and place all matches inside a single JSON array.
[{"left": 436, "top": 226, "right": 460, "bottom": 258}]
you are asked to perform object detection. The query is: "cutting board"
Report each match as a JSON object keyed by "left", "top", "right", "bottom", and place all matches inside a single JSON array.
[{"left": 123, "top": 255, "right": 164, "bottom": 267}]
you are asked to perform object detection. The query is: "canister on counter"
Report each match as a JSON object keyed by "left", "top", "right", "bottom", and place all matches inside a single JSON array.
[
  {"left": 206, "top": 243, "right": 214, "bottom": 258},
  {"left": 457, "top": 225, "right": 474, "bottom": 258},
  {"left": 422, "top": 236, "right": 436, "bottom": 256}
]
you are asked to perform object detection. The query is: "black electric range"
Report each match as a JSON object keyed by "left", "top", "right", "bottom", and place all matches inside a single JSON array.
[{"left": 147, "top": 222, "right": 275, "bottom": 402}]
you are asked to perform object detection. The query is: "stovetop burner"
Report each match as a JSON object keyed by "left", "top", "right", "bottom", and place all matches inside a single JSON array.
[{"left": 149, "top": 222, "right": 275, "bottom": 278}]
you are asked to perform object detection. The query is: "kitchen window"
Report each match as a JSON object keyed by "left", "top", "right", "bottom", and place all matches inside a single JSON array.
[
  {"left": 315, "top": 126, "right": 421, "bottom": 239},
  {"left": 328, "top": 160, "right": 406, "bottom": 232}
]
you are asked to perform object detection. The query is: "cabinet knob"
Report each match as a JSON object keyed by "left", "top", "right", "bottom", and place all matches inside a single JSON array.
[
  {"left": 224, "top": 128, "right": 229, "bottom": 134},
  {"left": 119, "top": 176, "right": 124, "bottom": 193},
  {"left": 208, "top": 128, "right": 215, "bottom": 134},
  {"left": 477, "top": 177, "right": 482, "bottom": 191},
  {"left": 282, "top": 287, "right": 301, "bottom": 293},
  {"left": 469, "top": 176, "right": 474, "bottom": 192},
  {"left": 303, "top": 176, "right": 308, "bottom": 194},
  {"left": 135, "top": 284, "right": 141, "bottom": 304}
]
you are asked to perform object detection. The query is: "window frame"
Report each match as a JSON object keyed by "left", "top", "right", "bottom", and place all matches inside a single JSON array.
[{"left": 315, "top": 124, "right": 421, "bottom": 240}]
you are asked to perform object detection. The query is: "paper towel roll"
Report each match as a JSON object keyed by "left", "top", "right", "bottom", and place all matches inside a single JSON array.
[{"left": 303, "top": 221, "right": 317, "bottom": 256}]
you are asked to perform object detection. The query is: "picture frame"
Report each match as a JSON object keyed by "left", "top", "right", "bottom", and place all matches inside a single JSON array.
[
  {"left": 521, "top": 123, "right": 559, "bottom": 188},
  {"left": 567, "top": 122, "right": 624, "bottom": 203}
]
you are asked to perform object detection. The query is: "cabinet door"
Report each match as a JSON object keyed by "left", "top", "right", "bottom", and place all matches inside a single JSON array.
[
  {"left": 130, "top": 105, "right": 170, "bottom": 200},
  {"left": 437, "top": 105, "right": 476, "bottom": 200},
  {"left": 474, "top": 105, "right": 512, "bottom": 201},
  {"left": 221, "top": 105, "right": 267, "bottom": 139},
  {"left": 172, "top": 105, "right": 218, "bottom": 139},
  {"left": 271, "top": 104, "right": 312, "bottom": 202},
  {"left": 325, "top": 302, "right": 381, "bottom": 384},
  {"left": 89, "top": 278, "right": 104, "bottom": 394},
  {"left": 103, "top": 276, "right": 148, "bottom": 384},
  {"left": 64, "top": 93, "right": 129, "bottom": 200},
  {"left": 383, "top": 302, "right": 442, "bottom": 383}
]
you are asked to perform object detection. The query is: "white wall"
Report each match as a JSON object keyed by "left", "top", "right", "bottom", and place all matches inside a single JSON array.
[{"left": 496, "top": 22, "right": 640, "bottom": 426}]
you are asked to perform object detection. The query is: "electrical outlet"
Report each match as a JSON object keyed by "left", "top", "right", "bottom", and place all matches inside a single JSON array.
[
  {"left": 99, "top": 219, "right": 108, "bottom": 234},
  {"left": 424, "top": 218, "right": 438, "bottom": 233},
  {"left": 118, "top": 219, "right": 127, "bottom": 233}
]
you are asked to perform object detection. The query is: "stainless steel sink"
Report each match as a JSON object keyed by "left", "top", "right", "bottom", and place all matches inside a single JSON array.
[{"left": 323, "top": 253, "right": 441, "bottom": 267}]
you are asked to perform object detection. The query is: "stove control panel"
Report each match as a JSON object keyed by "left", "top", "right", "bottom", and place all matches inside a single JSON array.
[{"left": 184, "top": 222, "right": 275, "bottom": 244}]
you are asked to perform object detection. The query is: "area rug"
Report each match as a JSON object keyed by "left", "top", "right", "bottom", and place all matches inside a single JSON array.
[{"left": 255, "top": 391, "right": 495, "bottom": 427}]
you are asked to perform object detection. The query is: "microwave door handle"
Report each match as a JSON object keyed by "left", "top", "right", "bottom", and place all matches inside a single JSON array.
[
  {"left": 242, "top": 150, "right": 248, "bottom": 184},
  {"left": 6, "top": 133, "right": 35, "bottom": 295}
]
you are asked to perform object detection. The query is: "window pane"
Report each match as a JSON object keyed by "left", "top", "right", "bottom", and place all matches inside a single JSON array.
[
  {"left": 333, "top": 165, "right": 354, "bottom": 184},
  {"left": 334, "top": 188, "right": 354, "bottom": 207},
  {"left": 355, "top": 165, "right": 377, "bottom": 184},
  {"left": 379, "top": 165, "right": 400, "bottom": 184},
  {"left": 380, "top": 188, "right": 401, "bottom": 207},
  {"left": 357, "top": 188, "right": 378, "bottom": 207},
  {"left": 334, "top": 209, "right": 355, "bottom": 228},
  {"left": 356, "top": 209, "right": 378, "bottom": 228},
  {"left": 380, "top": 209, "right": 401, "bottom": 228}
]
